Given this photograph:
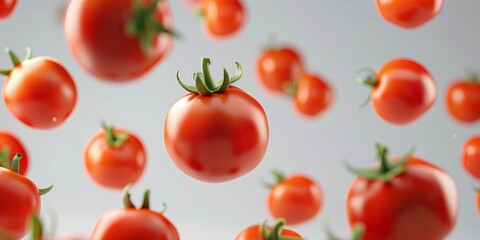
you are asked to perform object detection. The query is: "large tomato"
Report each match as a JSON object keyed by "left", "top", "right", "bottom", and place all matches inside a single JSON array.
[
  {"left": 445, "top": 74, "right": 480, "bottom": 124},
  {"left": 358, "top": 58, "right": 436, "bottom": 125},
  {"left": 461, "top": 135, "right": 480, "bottom": 180},
  {"left": 90, "top": 187, "right": 179, "bottom": 240},
  {"left": 2, "top": 48, "right": 77, "bottom": 129},
  {"left": 200, "top": 0, "right": 245, "bottom": 38},
  {"left": 346, "top": 144, "right": 458, "bottom": 240},
  {"left": 235, "top": 219, "right": 302, "bottom": 240},
  {"left": 0, "top": 0, "right": 17, "bottom": 19},
  {"left": 292, "top": 73, "right": 334, "bottom": 117},
  {"left": 84, "top": 123, "right": 146, "bottom": 189},
  {"left": 375, "top": 0, "right": 444, "bottom": 29},
  {"left": 65, "top": 0, "right": 174, "bottom": 82},
  {"left": 0, "top": 131, "right": 28, "bottom": 175},
  {"left": 164, "top": 58, "right": 269, "bottom": 183},
  {"left": 265, "top": 170, "right": 323, "bottom": 225}
]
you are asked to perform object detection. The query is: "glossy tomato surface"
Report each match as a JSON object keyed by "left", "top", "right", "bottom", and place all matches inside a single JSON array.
[
  {"left": 445, "top": 79, "right": 480, "bottom": 123},
  {"left": 375, "top": 0, "right": 444, "bottom": 28},
  {"left": 235, "top": 225, "right": 301, "bottom": 240},
  {"left": 201, "top": 0, "right": 245, "bottom": 37},
  {"left": 0, "top": 0, "right": 17, "bottom": 19},
  {"left": 0, "top": 131, "right": 28, "bottom": 175},
  {"left": 462, "top": 136, "right": 480, "bottom": 180},
  {"left": 293, "top": 73, "right": 334, "bottom": 117}
]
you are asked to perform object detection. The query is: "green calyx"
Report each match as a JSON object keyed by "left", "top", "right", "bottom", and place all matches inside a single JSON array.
[
  {"left": 0, "top": 146, "right": 11, "bottom": 168},
  {"left": 31, "top": 215, "right": 43, "bottom": 240},
  {"left": 0, "top": 47, "right": 32, "bottom": 76},
  {"left": 345, "top": 143, "right": 416, "bottom": 182},
  {"left": 125, "top": 0, "right": 178, "bottom": 57},
  {"left": 325, "top": 222, "right": 365, "bottom": 240},
  {"left": 102, "top": 122, "right": 129, "bottom": 148},
  {"left": 260, "top": 219, "right": 303, "bottom": 240},
  {"left": 467, "top": 71, "right": 479, "bottom": 84},
  {"left": 6, "top": 153, "right": 53, "bottom": 195},
  {"left": 123, "top": 184, "right": 166, "bottom": 213},
  {"left": 262, "top": 169, "right": 286, "bottom": 189},
  {"left": 357, "top": 68, "right": 378, "bottom": 87},
  {"left": 176, "top": 57, "right": 243, "bottom": 96}
]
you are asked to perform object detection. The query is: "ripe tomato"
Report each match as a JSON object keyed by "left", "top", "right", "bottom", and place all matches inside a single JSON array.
[
  {"left": 256, "top": 45, "right": 305, "bottom": 94},
  {"left": 65, "top": 0, "right": 174, "bottom": 82},
  {"left": 375, "top": 0, "right": 444, "bottom": 29},
  {"left": 2, "top": 48, "right": 77, "bottom": 129},
  {"left": 461, "top": 135, "right": 480, "bottom": 180},
  {"left": 358, "top": 58, "right": 436, "bottom": 125},
  {"left": 265, "top": 170, "right": 323, "bottom": 225},
  {"left": 164, "top": 58, "right": 269, "bottom": 183},
  {"left": 292, "top": 73, "right": 334, "bottom": 117},
  {"left": 346, "top": 144, "right": 458, "bottom": 240},
  {"left": 90, "top": 187, "right": 179, "bottom": 240},
  {"left": 0, "top": 0, "right": 17, "bottom": 19},
  {"left": 200, "top": 0, "right": 245, "bottom": 38},
  {"left": 84, "top": 123, "right": 146, "bottom": 189},
  {"left": 0, "top": 131, "right": 28, "bottom": 175},
  {"left": 445, "top": 74, "right": 480, "bottom": 123},
  {"left": 235, "top": 219, "right": 302, "bottom": 240}
]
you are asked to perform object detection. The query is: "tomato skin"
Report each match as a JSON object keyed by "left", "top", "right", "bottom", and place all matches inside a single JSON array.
[
  {"left": 375, "top": 0, "right": 443, "bottom": 29},
  {"left": 64, "top": 0, "right": 173, "bottom": 81},
  {"left": 0, "top": 168, "right": 41, "bottom": 239},
  {"left": 346, "top": 156, "right": 458, "bottom": 240},
  {"left": 293, "top": 73, "right": 334, "bottom": 117},
  {"left": 461, "top": 136, "right": 480, "bottom": 180},
  {"left": 201, "top": 0, "right": 245, "bottom": 37},
  {"left": 477, "top": 192, "right": 480, "bottom": 214},
  {"left": 0, "top": 0, "right": 17, "bottom": 19},
  {"left": 445, "top": 80, "right": 480, "bottom": 123},
  {"left": 90, "top": 209, "right": 179, "bottom": 240},
  {"left": 164, "top": 86, "right": 269, "bottom": 183},
  {"left": 0, "top": 131, "right": 28, "bottom": 175},
  {"left": 84, "top": 129, "right": 146, "bottom": 189},
  {"left": 256, "top": 46, "right": 305, "bottom": 94},
  {"left": 235, "top": 225, "right": 301, "bottom": 240},
  {"left": 267, "top": 175, "right": 323, "bottom": 226},
  {"left": 370, "top": 58, "right": 436, "bottom": 125},
  {"left": 3, "top": 57, "right": 77, "bottom": 129}
]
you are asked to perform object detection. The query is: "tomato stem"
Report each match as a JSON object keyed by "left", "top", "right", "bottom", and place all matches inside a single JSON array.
[
  {"left": 123, "top": 184, "right": 136, "bottom": 209},
  {"left": 141, "top": 189, "right": 151, "bottom": 209},
  {"left": 31, "top": 215, "right": 43, "bottom": 240},
  {"left": 1, "top": 47, "right": 32, "bottom": 76},
  {"left": 260, "top": 219, "right": 304, "bottom": 240},
  {"left": 101, "top": 122, "right": 129, "bottom": 148},
  {"left": 467, "top": 72, "right": 479, "bottom": 84},
  {"left": 351, "top": 223, "right": 365, "bottom": 240},
  {"left": 39, "top": 185, "right": 54, "bottom": 196},
  {"left": 202, "top": 58, "right": 215, "bottom": 90},
  {"left": 261, "top": 169, "right": 286, "bottom": 189},
  {"left": 10, "top": 153, "right": 21, "bottom": 173},
  {"left": 357, "top": 68, "right": 377, "bottom": 87},
  {"left": 377, "top": 144, "right": 391, "bottom": 174},
  {"left": 0, "top": 146, "right": 11, "bottom": 168}
]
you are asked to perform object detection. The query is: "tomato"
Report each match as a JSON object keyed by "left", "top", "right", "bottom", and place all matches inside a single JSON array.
[
  {"left": 346, "top": 144, "right": 458, "bottom": 240},
  {"left": 235, "top": 219, "right": 302, "bottom": 240},
  {"left": 292, "top": 73, "right": 334, "bottom": 117},
  {"left": 0, "top": 0, "right": 17, "bottom": 19},
  {"left": 65, "top": 0, "right": 174, "bottom": 82},
  {"left": 200, "top": 0, "right": 245, "bottom": 38},
  {"left": 30, "top": 215, "right": 86, "bottom": 240},
  {"left": 256, "top": 45, "right": 305, "bottom": 94},
  {"left": 2, "top": 48, "right": 77, "bottom": 129},
  {"left": 477, "top": 189, "right": 480, "bottom": 214},
  {"left": 0, "top": 131, "right": 28, "bottom": 175},
  {"left": 358, "top": 58, "right": 436, "bottom": 125},
  {"left": 265, "top": 170, "right": 323, "bottom": 225},
  {"left": 375, "top": 0, "right": 444, "bottom": 29},
  {"left": 84, "top": 123, "right": 146, "bottom": 189},
  {"left": 90, "top": 187, "right": 179, "bottom": 240},
  {"left": 445, "top": 74, "right": 480, "bottom": 123},
  {"left": 461, "top": 135, "right": 480, "bottom": 180},
  {"left": 164, "top": 58, "right": 269, "bottom": 183}
]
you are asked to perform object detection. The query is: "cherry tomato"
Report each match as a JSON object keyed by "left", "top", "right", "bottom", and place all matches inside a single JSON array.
[
  {"left": 358, "top": 58, "right": 436, "bottom": 125},
  {"left": 293, "top": 73, "right": 334, "bottom": 117},
  {"left": 2, "top": 48, "right": 77, "bottom": 129},
  {"left": 346, "top": 144, "right": 458, "bottom": 240},
  {"left": 445, "top": 74, "right": 480, "bottom": 123},
  {"left": 375, "top": 0, "right": 444, "bottom": 29},
  {"left": 90, "top": 187, "right": 179, "bottom": 240},
  {"left": 164, "top": 58, "right": 269, "bottom": 183},
  {"left": 235, "top": 219, "right": 302, "bottom": 240},
  {"left": 461, "top": 135, "right": 480, "bottom": 180},
  {"left": 0, "top": 131, "right": 28, "bottom": 175},
  {"left": 266, "top": 170, "right": 323, "bottom": 225},
  {"left": 256, "top": 45, "right": 305, "bottom": 94},
  {"left": 200, "top": 0, "right": 245, "bottom": 38},
  {"left": 84, "top": 123, "right": 146, "bottom": 189},
  {"left": 0, "top": 0, "right": 17, "bottom": 19},
  {"left": 65, "top": 0, "right": 174, "bottom": 82}
]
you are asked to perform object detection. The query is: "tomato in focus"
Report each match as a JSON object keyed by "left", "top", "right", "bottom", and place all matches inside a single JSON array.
[{"left": 375, "top": 0, "right": 444, "bottom": 29}]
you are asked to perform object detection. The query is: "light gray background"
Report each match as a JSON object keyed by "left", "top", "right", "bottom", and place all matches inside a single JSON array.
[{"left": 1, "top": 0, "right": 479, "bottom": 239}]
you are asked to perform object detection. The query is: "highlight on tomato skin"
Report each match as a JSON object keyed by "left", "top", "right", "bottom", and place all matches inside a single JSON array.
[
  {"left": 445, "top": 73, "right": 480, "bottom": 124},
  {"left": 199, "top": 0, "right": 246, "bottom": 38},
  {"left": 375, "top": 0, "right": 444, "bottom": 29},
  {"left": 461, "top": 135, "right": 480, "bottom": 180},
  {"left": 0, "top": 131, "right": 29, "bottom": 175},
  {"left": 0, "top": 0, "right": 17, "bottom": 19}
]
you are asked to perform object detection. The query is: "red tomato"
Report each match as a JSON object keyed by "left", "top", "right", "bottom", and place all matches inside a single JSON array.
[
  {"left": 461, "top": 135, "right": 480, "bottom": 180},
  {"left": 84, "top": 124, "right": 146, "bottom": 189},
  {"left": 445, "top": 75, "right": 480, "bottom": 123},
  {"left": 0, "top": 0, "right": 17, "bottom": 19},
  {"left": 235, "top": 220, "right": 302, "bottom": 240},
  {"left": 256, "top": 46, "right": 305, "bottom": 94},
  {"left": 293, "top": 73, "right": 334, "bottom": 117},
  {"left": 90, "top": 187, "right": 179, "bottom": 240},
  {"left": 164, "top": 58, "right": 269, "bottom": 183},
  {"left": 2, "top": 49, "right": 77, "bottom": 129},
  {"left": 346, "top": 144, "right": 458, "bottom": 240},
  {"left": 359, "top": 58, "right": 436, "bottom": 125},
  {"left": 266, "top": 171, "right": 323, "bottom": 225},
  {"left": 0, "top": 131, "right": 28, "bottom": 175},
  {"left": 200, "top": 0, "right": 245, "bottom": 38},
  {"left": 64, "top": 0, "right": 174, "bottom": 82},
  {"left": 375, "top": 0, "right": 444, "bottom": 29}
]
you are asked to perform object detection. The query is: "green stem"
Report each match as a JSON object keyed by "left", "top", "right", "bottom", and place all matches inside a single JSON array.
[
  {"left": 0, "top": 146, "right": 11, "bottom": 168},
  {"left": 357, "top": 68, "right": 378, "bottom": 87},
  {"left": 262, "top": 169, "right": 286, "bottom": 189},
  {"left": 376, "top": 144, "right": 390, "bottom": 174},
  {"left": 5, "top": 48, "right": 21, "bottom": 67},
  {"left": 467, "top": 72, "right": 479, "bottom": 84},
  {"left": 11, "top": 153, "right": 21, "bottom": 173},
  {"left": 260, "top": 219, "right": 303, "bottom": 240},
  {"left": 141, "top": 189, "right": 151, "bottom": 209},
  {"left": 201, "top": 58, "right": 215, "bottom": 90},
  {"left": 31, "top": 215, "right": 43, "bottom": 240},
  {"left": 39, "top": 185, "right": 53, "bottom": 196},
  {"left": 123, "top": 184, "right": 136, "bottom": 209},
  {"left": 351, "top": 223, "right": 365, "bottom": 240},
  {"left": 101, "top": 122, "right": 129, "bottom": 148}
]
